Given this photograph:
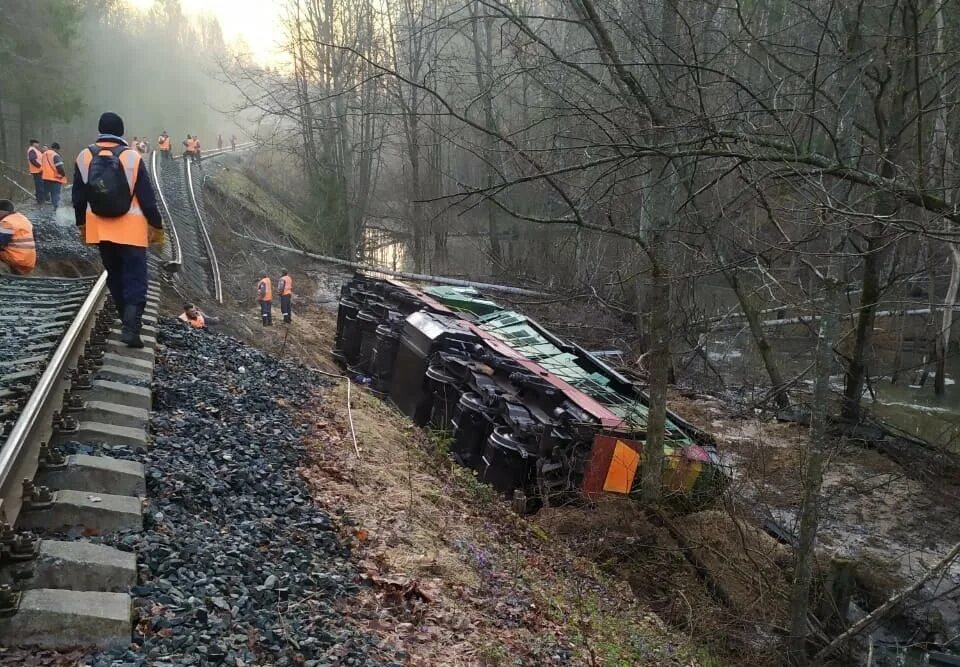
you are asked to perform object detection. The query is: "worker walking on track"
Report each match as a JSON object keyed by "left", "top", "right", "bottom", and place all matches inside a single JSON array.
[
  {"left": 73, "top": 112, "right": 164, "bottom": 348},
  {"left": 257, "top": 272, "right": 273, "bottom": 326},
  {"left": 41, "top": 143, "right": 67, "bottom": 208},
  {"left": 26, "top": 140, "right": 44, "bottom": 204},
  {"left": 278, "top": 269, "right": 293, "bottom": 323},
  {"left": 157, "top": 131, "right": 171, "bottom": 160},
  {"left": 0, "top": 200, "right": 37, "bottom": 275},
  {"left": 217, "top": 134, "right": 223, "bottom": 150}
]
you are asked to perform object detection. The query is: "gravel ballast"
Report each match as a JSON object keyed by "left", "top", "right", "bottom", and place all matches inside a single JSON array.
[{"left": 87, "top": 321, "right": 394, "bottom": 667}]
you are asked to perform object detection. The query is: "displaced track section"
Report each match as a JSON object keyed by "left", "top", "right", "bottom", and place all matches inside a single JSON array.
[{"left": 152, "top": 144, "right": 253, "bottom": 304}]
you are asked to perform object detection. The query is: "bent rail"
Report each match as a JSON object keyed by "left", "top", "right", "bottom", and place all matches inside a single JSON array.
[
  {"left": 151, "top": 150, "right": 183, "bottom": 268},
  {"left": 184, "top": 159, "right": 223, "bottom": 304},
  {"left": 0, "top": 272, "right": 108, "bottom": 527}
]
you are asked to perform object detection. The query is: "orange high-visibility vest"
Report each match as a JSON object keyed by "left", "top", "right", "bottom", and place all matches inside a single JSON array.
[
  {"left": 27, "top": 146, "right": 42, "bottom": 175},
  {"left": 0, "top": 212, "right": 36, "bottom": 274},
  {"left": 257, "top": 277, "right": 272, "bottom": 302},
  {"left": 279, "top": 275, "right": 293, "bottom": 296},
  {"left": 75, "top": 142, "right": 149, "bottom": 248},
  {"left": 41, "top": 150, "right": 67, "bottom": 184},
  {"left": 178, "top": 312, "right": 206, "bottom": 328},
  {"left": 185, "top": 138, "right": 197, "bottom": 153},
  {"left": 158, "top": 136, "right": 170, "bottom": 151}
]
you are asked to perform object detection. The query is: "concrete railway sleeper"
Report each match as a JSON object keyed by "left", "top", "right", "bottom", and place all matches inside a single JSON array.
[{"left": 0, "top": 273, "right": 161, "bottom": 649}]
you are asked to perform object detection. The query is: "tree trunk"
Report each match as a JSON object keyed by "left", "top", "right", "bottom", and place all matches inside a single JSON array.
[
  {"left": 788, "top": 282, "right": 840, "bottom": 664},
  {"left": 937, "top": 246, "right": 960, "bottom": 395},
  {"left": 726, "top": 268, "right": 791, "bottom": 409}
]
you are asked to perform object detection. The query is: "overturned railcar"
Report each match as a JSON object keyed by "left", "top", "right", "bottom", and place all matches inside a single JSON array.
[{"left": 333, "top": 274, "right": 726, "bottom": 511}]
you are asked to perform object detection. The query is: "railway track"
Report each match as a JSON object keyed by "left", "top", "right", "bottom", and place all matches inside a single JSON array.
[
  {"left": 152, "top": 143, "right": 254, "bottom": 304},
  {"left": 0, "top": 270, "right": 159, "bottom": 646}
]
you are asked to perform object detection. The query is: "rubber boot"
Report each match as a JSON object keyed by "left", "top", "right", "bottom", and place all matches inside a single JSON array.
[
  {"left": 121, "top": 304, "right": 145, "bottom": 348},
  {"left": 267, "top": 312, "right": 273, "bottom": 326},
  {"left": 283, "top": 313, "right": 291, "bottom": 324}
]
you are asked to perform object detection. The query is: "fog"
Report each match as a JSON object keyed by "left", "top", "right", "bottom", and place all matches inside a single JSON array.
[{"left": 0, "top": 0, "right": 247, "bottom": 188}]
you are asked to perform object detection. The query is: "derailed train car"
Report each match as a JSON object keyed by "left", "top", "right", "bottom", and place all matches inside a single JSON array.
[{"left": 333, "top": 273, "right": 727, "bottom": 511}]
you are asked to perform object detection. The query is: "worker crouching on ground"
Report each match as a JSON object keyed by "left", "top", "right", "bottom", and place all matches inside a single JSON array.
[
  {"left": 278, "top": 269, "right": 293, "bottom": 323},
  {"left": 178, "top": 303, "right": 218, "bottom": 329},
  {"left": 0, "top": 200, "right": 37, "bottom": 275},
  {"left": 73, "top": 111, "right": 164, "bottom": 348},
  {"left": 257, "top": 272, "right": 273, "bottom": 326}
]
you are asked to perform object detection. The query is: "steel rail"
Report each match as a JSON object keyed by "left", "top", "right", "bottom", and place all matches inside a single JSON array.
[
  {"left": 151, "top": 149, "right": 183, "bottom": 268},
  {"left": 184, "top": 158, "right": 223, "bottom": 304},
  {"left": 0, "top": 271, "right": 108, "bottom": 527}
]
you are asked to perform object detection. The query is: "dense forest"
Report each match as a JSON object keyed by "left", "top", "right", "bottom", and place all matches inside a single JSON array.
[
  {"left": 0, "top": 0, "right": 241, "bottom": 190},
  {"left": 224, "top": 2, "right": 960, "bottom": 659},
  {"left": 2, "top": 1, "right": 959, "bottom": 663}
]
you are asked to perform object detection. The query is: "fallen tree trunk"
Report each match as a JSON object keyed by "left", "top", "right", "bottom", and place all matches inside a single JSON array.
[
  {"left": 812, "top": 540, "right": 960, "bottom": 663},
  {"left": 230, "top": 230, "right": 550, "bottom": 297}
]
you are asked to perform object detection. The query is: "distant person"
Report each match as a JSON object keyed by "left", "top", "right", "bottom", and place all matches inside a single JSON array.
[
  {"left": 40, "top": 142, "right": 67, "bottom": 207},
  {"left": 73, "top": 111, "right": 165, "bottom": 348},
  {"left": 231, "top": 135, "right": 236, "bottom": 151},
  {"left": 183, "top": 134, "right": 195, "bottom": 160},
  {"left": 132, "top": 137, "right": 139, "bottom": 152},
  {"left": 26, "top": 139, "right": 44, "bottom": 204},
  {"left": 178, "top": 303, "right": 219, "bottom": 329},
  {"left": 217, "top": 134, "right": 223, "bottom": 150},
  {"left": 157, "top": 131, "right": 171, "bottom": 160},
  {"left": 193, "top": 135, "right": 202, "bottom": 164},
  {"left": 277, "top": 269, "right": 293, "bottom": 323},
  {"left": 257, "top": 272, "right": 273, "bottom": 326},
  {"left": 0, "top": 200, "right": 37, "bottom": 275}
]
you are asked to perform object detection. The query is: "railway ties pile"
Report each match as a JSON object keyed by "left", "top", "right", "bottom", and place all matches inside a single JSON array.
[{"left": 0, "top": 275, "right": 160, "bottom": 651}]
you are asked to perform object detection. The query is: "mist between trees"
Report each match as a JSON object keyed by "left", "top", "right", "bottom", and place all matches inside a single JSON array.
[
  {"left": 221, "top": 1, "right": 960, "bottom": 660},
  {"left": 0, "top": 0, "right": 244, "bottom": 184}
]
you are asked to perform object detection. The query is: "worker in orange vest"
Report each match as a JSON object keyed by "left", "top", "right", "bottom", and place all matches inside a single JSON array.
[
  {"left": 178, "top": 303, "right": 219, "bottom": 329},
  {"left": 40, "top": 142, "right": 67, "bottom": 208},
  {"left": 26, "top": 139, "right": 44, "bottom": 204},
  {"left": 257, "top": 272, "right": 273, "bottom": 326},
  {"left": 157, "top": 132, "right": 171, "bottom": 160},
  {"left": 278, "top": 269, "right": 293, "bottom": 323},
  {"left": 0, "top": 200, "right": 37, "bottom": 275},
  {"left": 193, "top": 136, "right": 202, "bottom": 165},
  {"left": 73, "top": 112, "right": 164, "bottom": 348}
]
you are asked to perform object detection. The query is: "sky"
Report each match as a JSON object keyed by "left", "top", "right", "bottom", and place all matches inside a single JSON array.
[{"left": 127, "top": 0, "right": 285, "bottom": 65}]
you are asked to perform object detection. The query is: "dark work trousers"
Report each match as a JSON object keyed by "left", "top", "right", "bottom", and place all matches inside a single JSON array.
[
  {"left": 32, "top": 173, "right": 44, "bottom": 204},
  {"left": 44, "top": 181, "right": 62, "bottom": 207},
  {"left": 259, "top": 300, "right": 272, "bottom": 325},
  {"left": 99, "top": 242, "right": 148, "bottom": 312},
  {"left": 280, "top": 294, "right": 292, "bottom": 323}
]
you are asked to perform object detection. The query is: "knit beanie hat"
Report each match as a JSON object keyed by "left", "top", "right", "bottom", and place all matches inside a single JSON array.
[{"left": 98, "top": 112, "right": 125, "bottom": 136}]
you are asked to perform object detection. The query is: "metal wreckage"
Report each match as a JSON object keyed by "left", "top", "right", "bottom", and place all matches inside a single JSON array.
[{"left": 333, "top": 273, "right": 727, "bottom": 512}]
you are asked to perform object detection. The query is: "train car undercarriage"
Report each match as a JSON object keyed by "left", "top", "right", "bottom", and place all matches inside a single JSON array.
[{"left": 333, "top": 273, "right": 727, "bottom": 512}]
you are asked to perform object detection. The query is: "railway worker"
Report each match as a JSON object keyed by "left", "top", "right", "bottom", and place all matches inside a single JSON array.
[
  {"left": 257, "top": 272, "right": 273, "bottom": 326},
  {"left": 217, "top": 134, "right": 223, "bottom": 150},
  {"left": 277, "top": 269, "right": 293, "bottom": 323},
  {"left": 157, "top": 131, "right": 171, "bottom": 160},
  {"left": 178, "top": 303, "right": 219, "bottom": 329},
  {"left": 183, "top": 134, "right": 195, "bottom": 160},
  {"left": 40, "top": 143, "right": 67, "bottom": 208},
  {"left": 193, "top": 136, "right": 202, "bottom": 164},
  {"left": 73, "top": 111, "right": 164, "bottom": 348},
  {"left": 0, "top": 200, "right": 37, "bottom": 275},
  {"left": 231, "top": 135, "right": 236, "bottom": 151},
  {"left": 26, "top": 139, "right": 44, "bottom": 204}
]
